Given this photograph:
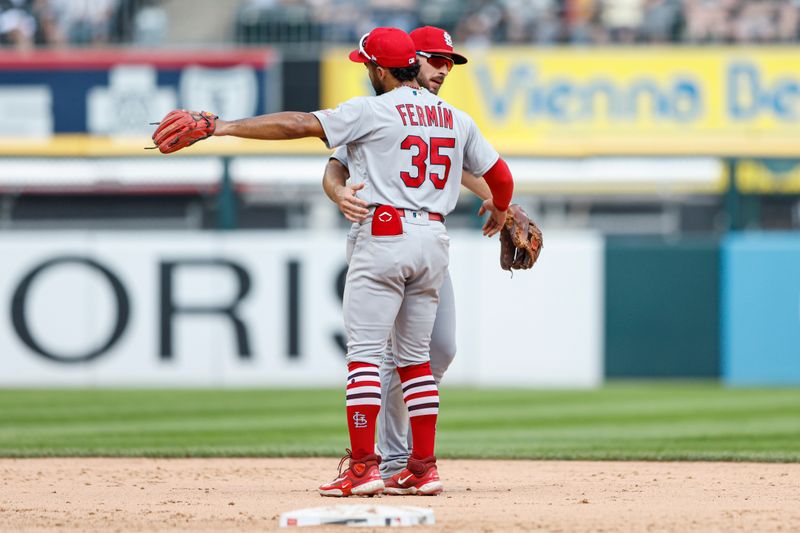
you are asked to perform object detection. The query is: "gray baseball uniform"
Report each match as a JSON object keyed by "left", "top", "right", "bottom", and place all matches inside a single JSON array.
[
  {"left": 313, "top": 85, "right": 498, "bottom": 469},
  {"left": 336, "top": 145, "right": 458, "bottom": 477}
]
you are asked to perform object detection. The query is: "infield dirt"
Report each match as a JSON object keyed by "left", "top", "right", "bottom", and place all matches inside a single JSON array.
[{"left": 0, "top": 458, "right": 798, "bottom": 532}]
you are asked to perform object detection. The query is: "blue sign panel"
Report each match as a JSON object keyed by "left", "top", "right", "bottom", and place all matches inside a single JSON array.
[
  {"left": 722, "top": 232, "right": 800, "bottom": 385},
  {"left": 0, "top": 49, "right": 278, "bottom": 137}
]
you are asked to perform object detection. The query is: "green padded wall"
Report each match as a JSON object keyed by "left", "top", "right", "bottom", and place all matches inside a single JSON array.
[{"left": 605, "top": 238, "right": 720, "bottom": 378}]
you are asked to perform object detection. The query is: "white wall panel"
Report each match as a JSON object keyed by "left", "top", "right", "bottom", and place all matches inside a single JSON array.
[{"left": 0, "top": 230, "right": 603, "bottom": 388}]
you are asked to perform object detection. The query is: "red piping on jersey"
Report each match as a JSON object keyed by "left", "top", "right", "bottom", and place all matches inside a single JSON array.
[{"left": 483, "top": 158, "right": 514, "bottom": 212}]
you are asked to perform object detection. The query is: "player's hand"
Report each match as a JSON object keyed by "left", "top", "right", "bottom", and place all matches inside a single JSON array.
[
  {"left": 478, "top": 199, "right": 507, "bottom": 237},
  {"left": 335, "top": 182, "right": 370, "bottom": 223}
]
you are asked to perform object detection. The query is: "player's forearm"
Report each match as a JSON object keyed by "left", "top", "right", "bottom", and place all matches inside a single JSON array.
[
  {"left": 461, "top": 171, "right": 493, "bottom": 202},
  {"left": 482, "top": 158, "right": 514, "bottom": 211},
  {"left": 214, "top": 112, "right": 324, "bottom": 140},
  {"left": 322, "top": 158, "right": 350, "bottom": 203}
]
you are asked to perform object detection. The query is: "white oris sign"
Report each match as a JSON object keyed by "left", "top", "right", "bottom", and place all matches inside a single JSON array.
[{"left": 0, "top": 231, "right": 602, "bottom": 388}]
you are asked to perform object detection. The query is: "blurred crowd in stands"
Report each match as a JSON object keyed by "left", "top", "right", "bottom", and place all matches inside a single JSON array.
[
  {"left": 0, "top": 0, "right": 166, "bottom": 48},
  {"left": 2, "top": 0, "right": 799, "bottom": 48},
  {"left": 237, "top": 0, "right": 800, "bottom": 45}
]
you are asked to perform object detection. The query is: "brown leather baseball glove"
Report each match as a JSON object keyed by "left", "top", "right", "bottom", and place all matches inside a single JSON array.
[
  {"left": 500, "top": 204, "right": 543, "bottom": 271},
  {"left": 150, "top": 110, "right": 218, "bottom": 154}
]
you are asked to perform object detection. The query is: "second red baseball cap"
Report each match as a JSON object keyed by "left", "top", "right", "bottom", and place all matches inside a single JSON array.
[
  {"left": 410, "top": 26, "right": 467, "bottom": 65},
  {"left": 348, "top": 27, "right": 418, "bottom": 69}
]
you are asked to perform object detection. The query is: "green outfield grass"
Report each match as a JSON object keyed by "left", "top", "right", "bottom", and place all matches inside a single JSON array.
[{"left": 0, "top": 383, "right": 798, "bottom": 461}]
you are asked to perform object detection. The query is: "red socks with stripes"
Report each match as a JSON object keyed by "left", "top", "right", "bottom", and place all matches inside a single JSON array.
[
  {"left": 345, "top": 360, "right": 439, "bottom": 461},
  {"left": 397, "top": 361, "right": 439, "bottom": 459},
  {"left": 346, "top": 362, "right": 381, "bottom": 460}
]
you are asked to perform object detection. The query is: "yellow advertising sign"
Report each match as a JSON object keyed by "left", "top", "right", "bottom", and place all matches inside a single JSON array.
[
  {"left": 736, "top": 159, "right": 800, "bottom": 193},
  {"left": 322, "top": 47, "right": 800, "bottom": 157}
]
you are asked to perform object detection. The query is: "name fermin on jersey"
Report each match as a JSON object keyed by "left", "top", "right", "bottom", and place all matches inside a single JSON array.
[{"left": 395, "top": 103, "right": 454, "bottom": 129}]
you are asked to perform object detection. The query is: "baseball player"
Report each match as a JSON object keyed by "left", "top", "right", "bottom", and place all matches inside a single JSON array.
[
  {"left": 321, "top": 26, "right": 497, "bottom": 488},
  {"left": 150, "top": 27, "right": 514, "bottom": 497}
]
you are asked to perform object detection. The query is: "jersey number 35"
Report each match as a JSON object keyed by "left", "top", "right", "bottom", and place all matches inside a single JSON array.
[{"left": 400, "top": 135, "right": 456, "bottom": 190}]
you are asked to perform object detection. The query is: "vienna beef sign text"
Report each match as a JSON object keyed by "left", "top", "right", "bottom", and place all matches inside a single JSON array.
[{"left": 323, "top": 47, "right": 800, "bottom": 156}]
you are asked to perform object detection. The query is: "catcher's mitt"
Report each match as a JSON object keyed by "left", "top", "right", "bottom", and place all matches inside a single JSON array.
[
  {"left": 500, "top": 204, "right": 543, "bottom": 271},
  {"left": 150, "top": 110, "right": 218, "bottom": 154}
]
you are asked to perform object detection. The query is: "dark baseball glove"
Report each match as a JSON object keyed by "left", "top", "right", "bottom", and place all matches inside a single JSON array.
[
  {"left": 150, "top": 110, "right": 218, "bottom": 154},
  {"left": 500, "top": 204, "right": 543, "bottom": 271}
]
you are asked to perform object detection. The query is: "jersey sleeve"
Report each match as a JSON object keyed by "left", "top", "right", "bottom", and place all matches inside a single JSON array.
[
  {"left": 311, "top": 97, "right": 373, "bottom": 149},
  {"left": 461, "top": 114, "right": 500, "bottom": 177},
  {"left": 331, "top": 145, "right": 348, "bottom": 166}
]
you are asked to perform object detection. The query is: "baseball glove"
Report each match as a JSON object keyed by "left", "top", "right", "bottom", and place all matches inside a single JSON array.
[
  {"left": 500, "top": 204, "right": 543, "bottom": 271},
  {"left": 150, "top": 110, "right": 218, "bottom": 154}
]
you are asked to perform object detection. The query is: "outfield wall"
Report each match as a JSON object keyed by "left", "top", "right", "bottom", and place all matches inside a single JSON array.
[
  {"left": 605, "top": 232, "right": 800, "bottom": 385},
  {"left": 605, "top": 237, "right": 720, "bottom": 378},
  {"left": 1, "top": 230, "right": 797, "bottom": 387},
  {"left": 722, "top": 232, "right": 800, "bottom": 386},
  {"left": 0, "top": 231, "right": 603, "bottom": 388}
]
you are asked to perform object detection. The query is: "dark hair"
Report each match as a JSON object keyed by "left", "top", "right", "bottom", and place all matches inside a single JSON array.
[{"left": 389, "top": 63, "right": 421, "bottom": 82}]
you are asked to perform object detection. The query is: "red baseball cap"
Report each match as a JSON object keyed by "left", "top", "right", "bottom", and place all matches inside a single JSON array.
[
  {"left": 410, "top": 26, "right": 467, "bottom": 65},
  {"left": 348, "top": 27, "right": 418, "bottom": 69}
]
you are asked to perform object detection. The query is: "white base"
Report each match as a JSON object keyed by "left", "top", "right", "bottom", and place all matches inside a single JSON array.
[{"left": 279, "top": 504, "right": 435, "bottom": 528}]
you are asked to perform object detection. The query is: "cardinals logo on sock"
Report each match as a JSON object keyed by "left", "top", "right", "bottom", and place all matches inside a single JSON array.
[{"left": 353, "top": 412, "right": 367, "bottom": 429}]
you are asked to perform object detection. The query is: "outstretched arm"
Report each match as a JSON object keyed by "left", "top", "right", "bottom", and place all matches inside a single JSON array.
[
  {"left": 151, "top": 110, "right": 327, "bottom": 154},
  {"left": 153, "top": 98, "right": 369, "bottom": 153},
  {"left": 322, "top": 158, "right": 370, "bottom": 223},
  {"left": 215, "top": 112, "right": 325, "bottom": 140}
]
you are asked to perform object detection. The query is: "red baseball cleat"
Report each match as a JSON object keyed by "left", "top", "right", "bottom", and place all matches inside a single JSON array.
[
  {"left": 384, "top": 455, "right": 443, "bottom": 496},
  {"left": 319, "top": 449, "right": 385, "bottom": 497}
]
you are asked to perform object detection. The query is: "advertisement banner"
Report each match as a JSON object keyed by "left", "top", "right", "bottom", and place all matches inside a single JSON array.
[
  {"left": 322, "top": 47, "right": 800, "bottom": 156},
  {"left": 0, "top": 49, "right": 279, "bottom": 139},
  {"left": 735, "top": 159, "right": 800, "bottom": 194},
  {"left": 0, "top": 231, "right": 602, "bottom": 388}
]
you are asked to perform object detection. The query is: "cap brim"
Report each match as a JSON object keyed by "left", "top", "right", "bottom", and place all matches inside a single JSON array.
[
  {"left": 349, "top": 49, "right": 370, "bottom": 63},
  {"left": 420, "top": 49, "right": 468, "bottom": 64}
]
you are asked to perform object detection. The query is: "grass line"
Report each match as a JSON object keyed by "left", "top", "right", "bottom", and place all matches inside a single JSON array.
[{"left": 0, "top": 384, "right": 798, "bottom": 462}]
